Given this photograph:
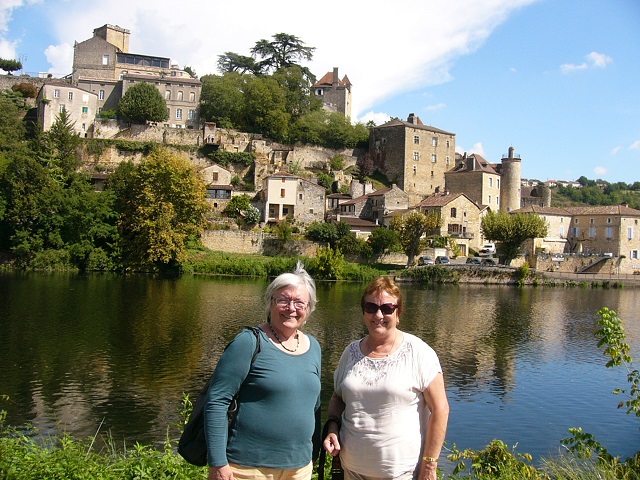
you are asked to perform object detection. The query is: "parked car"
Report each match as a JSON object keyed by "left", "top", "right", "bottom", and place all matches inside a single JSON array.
[
  {"left": 435, "top": 256, "right": 451, "bottom": 265},
  {"left": 480, "top": 243, "right": 496, "bottom": 255},
  {"left": 417, "top": 256, "right": 435, "bottom": 266},
  {"left": 481, "top": 258, "right": 498, "bottom": 266},
  {"left": 466, "top": 257, "right": 482, "bottom": 265}
]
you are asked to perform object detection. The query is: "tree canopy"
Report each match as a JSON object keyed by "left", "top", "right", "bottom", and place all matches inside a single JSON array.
[
  {"left": 116, "top": 148, "right": 209, "bottom": 271},
  {"left": 389, "top": 210, "right": 442, "bottom": 266},
  {"left": 481, "top": 210, "right": 548, "bottom": 265},
  {"left": 0, "top": 58, "right": 22, "bottom": 74},
  {"left": 117, "top": 83, "right": 168, "bottom": 124}
]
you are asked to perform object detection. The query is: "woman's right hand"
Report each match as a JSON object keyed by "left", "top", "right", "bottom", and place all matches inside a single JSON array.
[
  {"left": 208, "top": 465, "right": 233, "bottom": 480},
  {"left": 323, "top": 432, "right": 341, "bottom": 456}
]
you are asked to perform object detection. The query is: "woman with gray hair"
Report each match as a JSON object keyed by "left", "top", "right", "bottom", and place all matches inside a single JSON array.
[{"left": 204, "top": 261, "right": 321, "bottom": 480}]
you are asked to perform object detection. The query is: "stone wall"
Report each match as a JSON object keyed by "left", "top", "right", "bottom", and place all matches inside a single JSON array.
[{"left": 201, "top": 230, "right": 320, "bottom": 257}]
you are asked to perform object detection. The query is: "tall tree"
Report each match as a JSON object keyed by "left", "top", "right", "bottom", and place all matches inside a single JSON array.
[
  {"left": 481, "top": 211, "right": 548, "bottom": 265},
  {"left": 0, "top": 58, "right": 22, "bottom": 74},
  {"left": 216, "top": 52, "right": 260, "bottom": 75},
  {"left": 251, "top": 33, "right": 316, "bottom": 82},
  {"left": 117, "top": 83, "right": 168, "bottom": 124},
  {"left": 390, "top": 210, "right": 442, "bottom": 266},
  {"left": 116, "top": 148, "right": 209, "bottom": 271},
  {"left": 199, "top": 73, "right": 246, "bottom": 127},
  {"left": 39, "top": 108, "right": 82, "bottom": 179}
]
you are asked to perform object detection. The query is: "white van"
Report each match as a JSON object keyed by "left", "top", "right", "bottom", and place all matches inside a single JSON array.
[{"left": 480, "top": 243, "right": 496, "bottom": 255}]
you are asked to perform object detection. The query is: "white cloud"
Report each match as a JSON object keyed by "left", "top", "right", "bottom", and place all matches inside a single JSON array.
[
  {"left": 594, "top": 166, "right": 608, "bottom": 176},
  {"left": 586, "top": 51, "right": 613, "bottom": 68},
  {"left": 425, "top": 103, "right": 447, "bottom": 112},
  {"left": 44, "top": 42, "right": 73, "bottom": 75},
  {"left": 610, "top": 146, "right": 622, "bottom": 155},
  {"left": 5, "top": 0, "right": 539, "bottom": 118},
  {"left": 560, "top": 51, "right": 613, "bottom": 74},
  {"left": 629, "top": 141, "right": 640, "bottom": 151},
  {"left": 359, "top": 111, "right": 391, "bottom": 127},
  {"left": 456, "top": 142, "right": 485, "bottom": 156}
]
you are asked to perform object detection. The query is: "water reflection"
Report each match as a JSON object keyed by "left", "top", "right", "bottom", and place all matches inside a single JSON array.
[{"left": 0, "top": 273, "right": 638, "bottom": 461}]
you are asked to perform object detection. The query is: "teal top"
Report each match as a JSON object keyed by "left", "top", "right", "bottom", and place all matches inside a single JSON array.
[{"left": 204, "top": 327, "right": 322, "bottom": 468}]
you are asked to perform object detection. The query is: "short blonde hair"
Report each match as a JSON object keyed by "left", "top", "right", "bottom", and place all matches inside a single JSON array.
[{"left": 360, "top": 276, "right": 403, "bottom": 316}]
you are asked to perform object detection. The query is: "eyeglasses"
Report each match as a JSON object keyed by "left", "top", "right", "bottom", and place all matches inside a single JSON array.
[
  {"left": 273, "top": 297, "right": 307, "bottom": 310},
  {"left": 363, "top": 302, "right": 398, "bottom": 315}
]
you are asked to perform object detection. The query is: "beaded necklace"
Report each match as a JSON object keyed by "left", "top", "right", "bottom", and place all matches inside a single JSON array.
[{"left": 268, "top": 322, "right": 300, "bottom": 352}]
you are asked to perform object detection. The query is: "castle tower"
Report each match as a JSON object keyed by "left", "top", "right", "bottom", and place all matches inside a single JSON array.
[
  {"left": 500, "top": 146, "right": 521, "bottom": 212},
  {"left": 93, "top": 24, "right": 130, "bottom": 53}
]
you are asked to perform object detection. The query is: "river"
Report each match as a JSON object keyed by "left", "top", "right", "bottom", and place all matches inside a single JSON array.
[{"left": 0, "top": 272, "right": 639, "bottom": 468}]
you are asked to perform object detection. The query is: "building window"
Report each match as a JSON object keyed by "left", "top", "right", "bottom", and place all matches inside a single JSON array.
[
  {"left": 432, "top": 137, "right": 437, "bottom": 147},
  {"left": 165, "top": 90, "right": 171, "bottom": 100},
  {"left": 413, "top": 165, "right": 417, "bottom": 175},
  {"left": 299, "top": 193, "right": 303, "bottom": 200},
  {"left": 431, "top": 154, "right": 437, "bottom": 163},
  {"left": 560, "top": 225, "right": 565, "bottom": 237},
  {"left": 189, "top": 92, "right": 196, "bottom": 102},
  {"left": 497, "top": 179, "right": 500, "bottom": 189},
  {"left": 98, "top": 107, "right": 103, "bottom": 114},
  {"left": 628, "top": 227, "right": 633, "bottom": 240},
  {"left": 211, "top": 172, "right": 219, "bottom": 182},
  {"left": 81, "top": 123, "right": 86, "bottom": 131},
  {"left": 280, "top": 189, "right": 285, "bottom": 197},
  {"left": 177, "top": 91, "right": 184, "bottom": 101},
  {"left": 489, "top": 178, "right": 493, "bottom": 188},
  {"left": 414, "top": 135, "right": 420, "bottom": 144},
  {"left": 446, "top": 140, "right": 450, "bottom": 148},
  {"left": 176, "top": 108, "right": 182, "bottom": 120},
  {"left": 574, "top": 218, "right": 579, "bottom": 224},
  {"left": 188, "top": 109, "right": 195, "bottom": 120},
  {"left": 99, "top": 89, "right": 105, "bottom": 100},
  {"left": 68, "top": 91, "right": 73, "bottom": 100},
  {"left": 413, "top": 151, "right": 420, "bottom": 161},
  {"left": 451, "top": 207, "right": 457, "bottom": 218},
  {"left": 590, "top": 218, "right": 594, "bottom": 224},
  {"left": 446, "top": 156, "right": 450, "bottom": 166},
  {"left": 607, "top": 218, "right": 612, "bottom": 224},
  {"left": 430, "top": 171, "right": 434, "bottom": 177},
  {"left": 497, "top": 196, "right": 500, "bottom": 205},
  {"left": 59, "top": 104, "right": 66, "bottom": 113},
  {"left": 590, "top": 227, "right": 596, "bottom": 239},
  {"left": 102, "top": 54, "right": 109, "bottom": 65},
  {"left": 631, "top": 250, "right": 638, "bottom": 259},
  {"left": 488, "top": 195, "right": 492, "bottom": 204},
  {"left": 571, "top": 227, "right": 580, "bottom": 237},
  {"left": 167, "top": 108, "right": 170, "bottom": 118},
  {"left": 82, "top": 106, "right": 88, "bottom": 114},
  {"left": 310, "top": 208, "right": 314, "bottom": 214},
  {"left": 54, "top": 89, "right": 60, "bottom": 98},
  {"left": 606, "top": 226, "right": 613, "bottom": 239}
]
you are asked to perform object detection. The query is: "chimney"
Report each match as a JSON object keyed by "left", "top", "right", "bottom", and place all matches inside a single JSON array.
[
  {"left": 407, "top": 113, "right": 416, "bottom": 124},
  {"left": 332, "top": 67, "right": 339, "bottom": 87}
]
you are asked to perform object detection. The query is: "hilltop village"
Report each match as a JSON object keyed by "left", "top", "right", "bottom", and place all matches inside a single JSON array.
[{"left": 3, "top": 24, "right": 640, "bottom": 276}]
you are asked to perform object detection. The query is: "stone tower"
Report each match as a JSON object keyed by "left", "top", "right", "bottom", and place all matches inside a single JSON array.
[
  {"left": 93, "top": 24, "right": 130, "bottom": 53},
  {"left": 500, "top": 146, "right": 521, "bottom": 212}
]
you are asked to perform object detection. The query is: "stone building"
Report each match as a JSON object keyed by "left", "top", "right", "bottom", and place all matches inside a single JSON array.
[
  {"left": 71, "top": 24, "right": 200, "bottom": 129},
  {"left": 417, "top": 192, "right": 486, "bottom": 255},
  {"left": 312, "top": 67, "right": 352, "bottom": 119},
  {"left": 337, "top": 184, "right": 409, "bottom": 226},
  {"left": 36, "top": 81, "right": 98, "bottom": 137},
  {"left": 260, "top": 172, "right": 326, "bottom": 224},
  {"left": 516, "top": 204, "right": 640, "bottom": 274},
  {"left": 445, "top": 146, "right": 544, "bottom": 212},
  {"left": 369, "top": 113, "right": 456, "bottom": 206}
]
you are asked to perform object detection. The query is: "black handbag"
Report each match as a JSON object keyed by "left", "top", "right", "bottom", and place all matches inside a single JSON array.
[
  {"left": 317, "top": 420, "right": 345, "bottom": 480},
  {"left": 178, "top": 326, "right": 261, "bottom": 466}
]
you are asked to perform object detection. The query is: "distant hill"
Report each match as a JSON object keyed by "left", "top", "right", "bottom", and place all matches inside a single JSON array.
[{"left": 551, "top": 183, "right": 640, "bottom": 210}]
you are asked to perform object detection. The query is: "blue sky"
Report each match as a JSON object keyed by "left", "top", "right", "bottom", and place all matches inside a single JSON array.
[{"left": 1, "top": 0, "right": 638, "bottom": 184}]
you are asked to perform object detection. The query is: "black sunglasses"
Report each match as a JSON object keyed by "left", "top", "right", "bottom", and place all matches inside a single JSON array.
[{"left": 363, "top": 302, "right": 398, "bottom": 315}]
